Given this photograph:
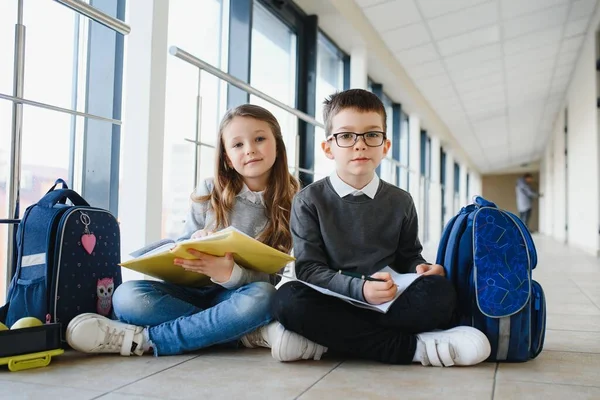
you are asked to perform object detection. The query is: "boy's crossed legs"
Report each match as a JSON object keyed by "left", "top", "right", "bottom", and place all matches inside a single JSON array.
[{"left": 272, "top": 275, "right": 491, "bottom": 366}]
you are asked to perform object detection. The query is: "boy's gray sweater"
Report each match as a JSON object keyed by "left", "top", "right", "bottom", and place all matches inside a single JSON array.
[{"left": 291, "top": 177, "right": 427, "bottom": 302}]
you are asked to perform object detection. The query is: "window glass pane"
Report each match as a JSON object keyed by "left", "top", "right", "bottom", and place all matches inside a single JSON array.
[
  {"left": 0, "top": 100, "right": 12, "bottom": 219},
  {"left": 162, "top": 0, "right": 226, "bottom": 240},
  {"left": 0, "top": 1, "right": 16, "bottom": 95},
  {"left": 23, "top": 1, "right": 78, "bottom": 115},
  {"left": 0, "top": 99, "right": 12, "bottom": 301},
  {"left": 250, "top": 2, "right": 298, "bottom": 174},
  {"left": 314, "top": 33, "right": 344, "bottom": 180},
  {"left": 20, "top": 106, "right": 71, "bottom": 216},
  {"left": 399, "top": 113, "right": 409, "bottom": 190},
  {"left": 382, "top": 94, "right": 393, "bottom": 137},
  {"left": 380, "top": 94, "right": 394, "bottom": 183}
]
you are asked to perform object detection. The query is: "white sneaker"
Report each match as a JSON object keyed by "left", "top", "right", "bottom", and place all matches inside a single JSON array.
[
  {"left": 240, "top": 325, "right": 270, "bottom": 349},
  {"left": 241, "top": 321, "right": 327, "bottom": 362},
  {"left": 414, "top": 326, "right": 491, "bottom": 367},
  {"left": 66, "top": 313, "right": 146, "bottom": 356}
]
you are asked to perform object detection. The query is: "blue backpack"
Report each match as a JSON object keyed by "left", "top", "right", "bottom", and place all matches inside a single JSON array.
[
  {"left": 436, "top": 196, "right": 546, "bottom": 362},
  {"left": 0, "top": 179, "right": 122, "bottom": 336}
]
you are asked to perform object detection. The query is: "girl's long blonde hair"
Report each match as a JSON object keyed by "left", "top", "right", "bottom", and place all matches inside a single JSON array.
[{"left": 193, "top": 104, "right": 300, "bottom": 253}]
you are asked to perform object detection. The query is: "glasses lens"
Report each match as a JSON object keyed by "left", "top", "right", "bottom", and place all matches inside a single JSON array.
[
  {"left": 336, "top": 133, "right": 356, "bottom": 147},
  {"left": 365, "top": 132, "right": 384, "bottom": 146},
  {"left": 334, "top": 132, "right": 385, "bottom": 147}
]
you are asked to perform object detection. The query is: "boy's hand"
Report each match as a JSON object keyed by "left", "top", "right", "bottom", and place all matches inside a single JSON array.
[
  {"left": 174, "top": 250, "right": 234, "bottom": 283},
  {"left": 191, "top": 229, "right": 213, "bottom": 239},
  {"left": 416, "top": 263, "right": 446, "bottom": 276},
  {"left": 363, "top": 272, "right": 398, "bottom": 305}
]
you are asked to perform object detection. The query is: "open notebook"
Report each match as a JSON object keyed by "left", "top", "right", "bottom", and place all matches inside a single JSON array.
[
  {"left": 121, "top": 227, "right": 294, "bottom": 287},
  {"left": 295, "top": 267, "right": 422, "bottom": 313}
]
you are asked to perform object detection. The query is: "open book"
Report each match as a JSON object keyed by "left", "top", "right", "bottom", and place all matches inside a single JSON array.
[
  {"left": 294, "top": 267, "right": 422, "bottom": 313},
  {"left": 120, "top": 227, "right": 295, "bottom": 287}
]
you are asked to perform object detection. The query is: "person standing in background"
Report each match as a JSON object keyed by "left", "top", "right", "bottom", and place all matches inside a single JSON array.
[{"left": 516, "top": 173, "right": 540, "bottom": 229}]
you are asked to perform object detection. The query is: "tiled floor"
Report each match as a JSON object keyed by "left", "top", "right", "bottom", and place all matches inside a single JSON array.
[{"left": 2, "top": 235, "right": 600, "bottom": 399}]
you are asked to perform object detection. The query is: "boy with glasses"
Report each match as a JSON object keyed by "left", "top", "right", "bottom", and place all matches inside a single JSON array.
[{"left": 272, "top": 89, "right": 490, "bottom": 366}]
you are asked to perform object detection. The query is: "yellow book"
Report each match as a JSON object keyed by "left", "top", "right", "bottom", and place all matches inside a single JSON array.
[{"left": 120, "top": 227, "right": 295, "bottom": 287}]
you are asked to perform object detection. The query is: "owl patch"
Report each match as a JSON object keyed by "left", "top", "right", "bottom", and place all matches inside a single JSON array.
[{"left": 96, "top": 277, "right": 115, "bottom": 316}]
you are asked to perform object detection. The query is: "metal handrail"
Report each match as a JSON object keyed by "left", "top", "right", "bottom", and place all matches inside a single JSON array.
[
  {"left": 54, "top": 0, "right": 130, "bottom": 35},
  {"left": 0, "top": 93, "right": 123, "bottom": 125},
  {"left": 169, "top": 46, "right": 324, "bottom": 130},
  {"left": 169, "top": 46, "right": 443, "bottom": 188}
]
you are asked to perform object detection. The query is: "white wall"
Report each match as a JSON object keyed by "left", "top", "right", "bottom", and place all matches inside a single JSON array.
[
  {"left": 120, "top": 0, "right": 170, "bottom": 280},
  {"left": 541, "top": 9, "right": 600, "bottom": 254},
  {"left": 551, "top": 112, "right": 567, "bottom": 243}
]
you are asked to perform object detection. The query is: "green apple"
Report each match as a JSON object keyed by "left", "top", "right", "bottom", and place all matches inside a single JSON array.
[
  {"left": 0, "top": 322, "right": 8, "bottom": 331},
  {"left": 10, "top": 317, "right": 43, "bottom": 330}
]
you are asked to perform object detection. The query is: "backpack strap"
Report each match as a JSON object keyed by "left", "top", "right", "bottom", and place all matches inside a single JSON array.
[
  {"left": 38, "top": 189, "right": 89, "bottom": 208},
  {"left": 45, "top": 178, "right": 69, "bottom": 194},
  {"left": 436, "top": 214, "right": 458, "bottom": 265},
  {"left": 474, "top": 196, "right": 497, "bottom": 208},
  {"left": 443, "top": 206, "right": 474, "bottom": 286}
]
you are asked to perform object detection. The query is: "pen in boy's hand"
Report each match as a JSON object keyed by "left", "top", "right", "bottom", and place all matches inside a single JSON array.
[{"left": 338, "top": 270, "right": 387, "bottom": 283}]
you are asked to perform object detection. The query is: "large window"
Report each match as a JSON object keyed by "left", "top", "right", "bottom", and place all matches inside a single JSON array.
[
  {"left": 23, "top": 2, "right": 78, "bottom": 115},
  {"left": 314, "top": 32, "right": 346, "bottom": 180},
  {"left": 440, "top": 148, "right": 447, "bottom": 231},
  {"left": 0, "top": 2, "right": 16, "bottom": 95},
  {"left": 379, "top": 93, "right": 395, "bottom": 183},
  {"left": 0, "top": 99, "right": 12, "bottom": 301},
  {"left": 1, "top": 0, "right": 125, "bottom": 300},
  {"left": 250, "top": 2, "right": 298, "bottom": 173},
  {"left": 420, "top": 130, "right": 431, "bottom": 243},
  {"left": 466, "top": 171, "right": 470, "bottom": 204},
  {"left": 399, "top": 111, "right": 410, "bottom": 190},
  {"left": 161, "top": 0, "right": 227, "bottom": 240},
  {"left": 454, "top": 162, "right": 461, "bottom": 212}
]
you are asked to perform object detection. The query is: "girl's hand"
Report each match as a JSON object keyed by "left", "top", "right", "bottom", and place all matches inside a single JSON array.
[
  {"left": 191, "top": 229, "right": 213, "bottom": 239},
  {"left": 174, "top": 250, "right": 234, "bottom": 283},
  {"left": 363, "top": 272, "right": 397, "bottom": 305}
]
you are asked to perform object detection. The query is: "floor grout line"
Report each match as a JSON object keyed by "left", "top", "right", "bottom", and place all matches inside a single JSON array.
[
  {"left": 490, "top": 363, "right": 499, "bottom": 400},
  {"left": 88, "top": 355, "right": 202, "bottom": 400},
  {"left": 294, "top": 360, "right": 345, "bottom": 400},
  {"left": 496, "top": 378, "right": 600, "bottom": 390},
  {"left": 543, "top": 349, "right": 600, "bottom": 355},
  {"left": 570, "top": 280, "right": 600, "bottom": 311}
]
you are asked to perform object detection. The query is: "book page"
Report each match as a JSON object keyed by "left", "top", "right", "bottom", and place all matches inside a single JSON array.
[
  {"left": 129, "top": 240, "right": 175, "bottom": 258},
  {"left": 380, "top": 266, "right": 420, "bottom": 293},
  {"left": 295, "top": 267, "right": 422, "bottom": 314},
  {"left": 120, "top": 226, "right": 294, "bottom": 287}
]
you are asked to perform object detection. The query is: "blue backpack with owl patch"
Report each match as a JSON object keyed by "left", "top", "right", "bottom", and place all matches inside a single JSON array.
[
  {"left": 436, "top": 196, "right": 546, "bottom": 362},
  {"left": 0, "top": 179, "right": 122, "bottom": 338}
]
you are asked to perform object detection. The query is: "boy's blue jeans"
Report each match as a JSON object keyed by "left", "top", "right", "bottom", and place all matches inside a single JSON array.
[{"left": 112, "top": 280, "right": 276, "bottom": 355}]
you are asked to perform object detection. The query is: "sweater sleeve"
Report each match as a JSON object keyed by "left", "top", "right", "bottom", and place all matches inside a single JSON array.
[
  {"left": 212, "top": 263, "right": 271, "bottom": 289},
  {"left": 177, "top": 179, "right": 211, "bottom": 242},
  {"left": 518, "top": 180, "right": 539, "bottom": 198},
  {"left": 393, "top": 196, "right": 428, "bottom": 273},
  {"left": 292, "top": 196, "right": 366, "bottom": 302}
]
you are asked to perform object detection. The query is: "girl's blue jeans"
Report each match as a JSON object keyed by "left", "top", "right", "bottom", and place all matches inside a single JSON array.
[{"left": 112, "top": 280, "right": 276, "bottom": 355}]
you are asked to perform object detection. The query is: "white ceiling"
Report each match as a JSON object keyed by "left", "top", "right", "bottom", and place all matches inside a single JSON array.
[{"left": 355, "top": 0, "right": 598, "bottom": 173}]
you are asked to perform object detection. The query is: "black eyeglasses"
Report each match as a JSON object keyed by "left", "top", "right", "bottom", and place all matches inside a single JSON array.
[{"left": 327, "top": 131, "right": 386, "bottom": 148}]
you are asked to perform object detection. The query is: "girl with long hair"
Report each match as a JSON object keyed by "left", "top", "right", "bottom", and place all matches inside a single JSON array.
[{"left": 66, "top": 104, "right": 326, "bottom": 361}]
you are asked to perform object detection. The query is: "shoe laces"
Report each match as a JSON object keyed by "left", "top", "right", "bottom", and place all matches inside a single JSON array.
[
  {"left": 249, "top": 329, "right": 269, "bottom": 347},
  {"left": 100, "top": 327, "right": 126, "bottom": 351}
]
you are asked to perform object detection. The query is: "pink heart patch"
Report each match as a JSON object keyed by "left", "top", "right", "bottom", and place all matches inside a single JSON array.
[{"left": 82, "top": 234, "right": 96, "bottom": 255}]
